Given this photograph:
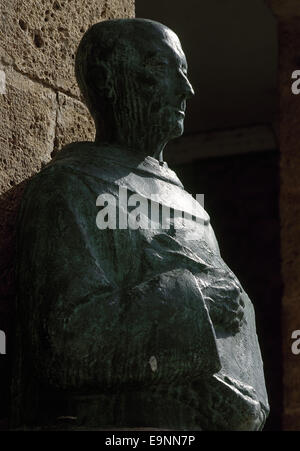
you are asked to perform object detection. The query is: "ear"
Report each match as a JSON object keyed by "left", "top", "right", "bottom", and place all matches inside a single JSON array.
[{"left": 89, "top": 62, "right": 117, "bottom": 104}]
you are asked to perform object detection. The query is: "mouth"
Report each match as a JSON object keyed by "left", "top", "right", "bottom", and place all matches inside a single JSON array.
[{"left": 175, "top": 99, "right": 186, "bottom": 117}]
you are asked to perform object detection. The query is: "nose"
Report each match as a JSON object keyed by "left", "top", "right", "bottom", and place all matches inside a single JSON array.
[
  {"left": 185, "top": 77, "right": 195, "bottom": 99},
  {"left": 178, "top": 71, "right": 195, "bottom": 99}
]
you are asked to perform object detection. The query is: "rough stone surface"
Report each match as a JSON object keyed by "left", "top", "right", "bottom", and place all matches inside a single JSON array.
[
  {"left": 0, "top": 0, "right": 135, "bottom": 97},
  {"left": 0, "top": 65, "right": 56, "bottom": 193},
  {"left": 53, "top": 92, "right": 95, "bottom": 156}
]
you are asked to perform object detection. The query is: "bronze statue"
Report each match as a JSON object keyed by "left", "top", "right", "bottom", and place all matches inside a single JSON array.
[{"left": 12, "top": 19, "right": 269, "bottom": 430}]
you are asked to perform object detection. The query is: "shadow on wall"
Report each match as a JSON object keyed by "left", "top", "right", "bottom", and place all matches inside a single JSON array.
[{"left": 0, "top": 181, "right": 28, "bottom": 429}]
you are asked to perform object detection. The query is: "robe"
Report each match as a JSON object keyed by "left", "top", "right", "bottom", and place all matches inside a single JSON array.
[{"left": 11, "top": 142, "right": 269, "bottom": 430}]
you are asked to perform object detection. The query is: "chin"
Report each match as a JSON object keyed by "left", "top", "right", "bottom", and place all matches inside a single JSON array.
[
  {"left": 171, "top": 121, "right": 184, "bottom": 138},
  {"left": 157, "top": 118, "right": 184, "bottom": 142}
]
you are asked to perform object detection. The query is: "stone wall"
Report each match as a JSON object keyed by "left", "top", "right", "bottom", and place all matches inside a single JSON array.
[
  {"left": 266, "top": 0, "right": 300, "bottom": 431},
  {"left": 0, "top": 0, "right": 134, "bottom": 427}
]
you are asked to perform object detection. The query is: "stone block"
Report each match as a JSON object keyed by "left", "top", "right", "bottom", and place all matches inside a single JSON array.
[
  {"left": 53, "top": 92, "right": 95, "bottom": 156},
  {"left": 0, "top": 0, "right": 135, "bottom": 97},
  {"left": 0, "top": 65, "right": 56, "bottom": 193}
]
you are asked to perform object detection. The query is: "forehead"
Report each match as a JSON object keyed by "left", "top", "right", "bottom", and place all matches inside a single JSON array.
[
  {"left": 131, "top": 26, "right": 187, "bottom": 65},
  {"left": 162, "top": 28, "right": 185, "bottom": 59}
]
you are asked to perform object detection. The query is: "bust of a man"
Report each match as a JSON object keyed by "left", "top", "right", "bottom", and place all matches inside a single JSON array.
[{"left": 12, "top": 19, "right": 269, "bottom": 430}]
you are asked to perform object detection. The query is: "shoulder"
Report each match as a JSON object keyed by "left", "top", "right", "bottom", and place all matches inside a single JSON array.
[
  {"left": 22, "top": 164, "right": 78, "bottom": 208},
  {"left": 22, "top": 141, "right": 100, "bottom": 200}
]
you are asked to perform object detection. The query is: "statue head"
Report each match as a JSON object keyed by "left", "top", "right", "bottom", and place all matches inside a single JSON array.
[{"left": 75, "top": 18, "right": 194, "bottom": 158}]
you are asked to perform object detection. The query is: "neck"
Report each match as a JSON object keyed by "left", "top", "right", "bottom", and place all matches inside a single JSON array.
[{"left": 94, "top": 123, "right": 168, "bottom": 161}]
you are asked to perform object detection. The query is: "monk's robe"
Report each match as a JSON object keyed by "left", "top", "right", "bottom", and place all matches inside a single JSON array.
[{"left": 12, "top": 142, "right": 269, "bottom": 430}]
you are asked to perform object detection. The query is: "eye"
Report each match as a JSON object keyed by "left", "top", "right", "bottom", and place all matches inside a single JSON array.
[{"left": 145, "top": 58, "right": 169, "bottom": 70}]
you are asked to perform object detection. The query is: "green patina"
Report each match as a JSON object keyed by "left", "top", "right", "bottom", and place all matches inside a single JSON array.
[{"left": 11, "top": 19, "right": 269, "bottom": 430}]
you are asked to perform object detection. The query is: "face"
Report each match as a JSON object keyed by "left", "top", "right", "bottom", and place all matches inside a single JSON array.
[
  {"left": 135, "top": 27, "right": 195, "bottom": 141},
  {"left": 111, "top": 25, "right": 195, "bottom": 152}
]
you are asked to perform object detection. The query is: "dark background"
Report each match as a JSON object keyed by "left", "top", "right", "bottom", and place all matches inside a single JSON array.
[{"left": 136, "top": 0, "right": 281, "bottom": 430}]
